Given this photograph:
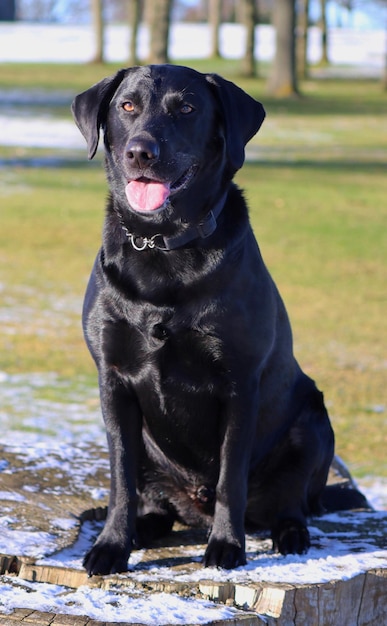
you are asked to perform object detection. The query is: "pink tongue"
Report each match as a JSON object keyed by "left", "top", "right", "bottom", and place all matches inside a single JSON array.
[{"left": 125, "top": 180, "right": 170, "bottom": 212}]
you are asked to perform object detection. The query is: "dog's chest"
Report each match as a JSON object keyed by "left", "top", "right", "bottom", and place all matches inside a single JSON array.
[
  {"left": 104, "top": 311, "right": 227, "bottom": 396},
  {"left": 104, "top": 312, "right": 226, "bottom": 460}
]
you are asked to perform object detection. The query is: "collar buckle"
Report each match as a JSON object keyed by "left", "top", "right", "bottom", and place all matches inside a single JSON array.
[
  {"left": 197, "top": 210, "right": 217, "bottom": 239},
  {"left": 127, "top": 232, "right": 168, "bottom": 251}
]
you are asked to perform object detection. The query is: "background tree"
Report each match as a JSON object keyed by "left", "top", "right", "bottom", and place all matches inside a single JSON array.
[
  {"left": 241, "top": 0, "right": 258, "bottom": 76},
  {"left": 91, "top": 0, "right": 104, "bottom": 63},
  {"left": 0, "top": 0, "right": 16, "bottom": 20},
  {"left": 319, "top": 0, "right": 329, "bottom": 64},
  {"left": 209, "top": 0, "right": 222, "bottom": 58},
  {"left": 296, "top": 0, "right": 309, "bottom": 79},
  {"left": 363, "top": 0, "right": 387, "bottom": 88},
  {"left": 267, "top": 0, "right": 299, "bottom": 97},
  {"left": 127, "top": 0, "right": 142, "bottom": 65},
  {"left": 146, "top": 0, "right": 173, "bottom": 64}
]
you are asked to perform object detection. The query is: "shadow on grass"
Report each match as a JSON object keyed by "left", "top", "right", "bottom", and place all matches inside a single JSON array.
[
  {"left": 0, "top": 156, "right": 103, "bottom": 169},
  {"left": 247, "top": 159, "right": 386, "bottom": 172},
  {"left": 257, "top": 91, "right": 387, "bottom": 118},
  {"left": 1, "top": 154, "right": 384, "bottom": 174}
]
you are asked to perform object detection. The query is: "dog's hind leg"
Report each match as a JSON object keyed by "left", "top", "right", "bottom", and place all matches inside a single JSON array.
[{"left": 247, "top": 385, "right": 335, "bottom": 555}]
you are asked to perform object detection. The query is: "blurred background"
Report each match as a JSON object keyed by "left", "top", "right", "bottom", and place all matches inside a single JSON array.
[{"left": 0, "top": 1, "right": 386, "bottom": 85}]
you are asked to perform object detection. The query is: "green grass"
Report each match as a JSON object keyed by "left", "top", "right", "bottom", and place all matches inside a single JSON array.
[
  {"left": 0, "top": 62, "right": 124, "bottom": 91},
  {"left": 0, "top": 62, "right": 386, "bottom": 476}
]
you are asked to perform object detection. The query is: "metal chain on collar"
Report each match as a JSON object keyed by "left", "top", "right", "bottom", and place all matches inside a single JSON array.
[{"left": 119, "top": 220, "right": 168, "bottom": 251}]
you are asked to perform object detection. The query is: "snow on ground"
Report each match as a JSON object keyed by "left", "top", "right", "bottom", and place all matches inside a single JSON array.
[
  {"left": 0, "top": 22, "right": 385, "bottom": 68},
  {"left": 37, "top": 510, "right": 387, "bottom": 587},
  {"left": 0, "top": 114, "right": 85, "bottom": 151},
  {"left": 0, "top": 583, "right": 241, "bottom": 625}
]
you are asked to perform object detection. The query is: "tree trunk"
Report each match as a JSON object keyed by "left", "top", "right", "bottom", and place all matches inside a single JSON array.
[
  {"left": 127, "top": 0, "right": 141, "bottom": 65},
  {"left": 296, "top": 0, "right": 309, "bottom": 79},
  {"left": 0, "top": 0, "right": 16, "bottom": 20},
  {"left": 147, "top": 0, "right": 172, "bottom": 64},
  {"left": 241, "top": 0, "right": 257, "bottom": 77},
  {"left": 267, "top": 0, "right": 298, "bottom": 97},
  {"left": 91, "top": 0, "right": 104, "bottom": 64},
  {"left": 319, "top": 0, "right": 329, "bottom": 64},
  {"left": 209, "top": 0, "right": 222, "bottom": 58}
]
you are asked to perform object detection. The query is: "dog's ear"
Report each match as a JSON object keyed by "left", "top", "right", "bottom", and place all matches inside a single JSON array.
[
  {"left": 71, "top": 69, "right": 128, "bottom": 159},
  {"left": 206, "top": 74, "right": 265, "bottom": 172}
]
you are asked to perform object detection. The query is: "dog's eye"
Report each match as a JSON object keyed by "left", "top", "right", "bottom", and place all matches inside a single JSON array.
[
  {"left": 122, "top": 101, "right": 135, "bottom": 113},
  {"left": 180, "top": 104, "right": 194, "bottom": 115}
]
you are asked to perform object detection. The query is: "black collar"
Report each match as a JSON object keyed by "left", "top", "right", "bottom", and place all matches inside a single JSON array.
[{"left": 117, "top": 192, "right": 227, "bottom": 251}]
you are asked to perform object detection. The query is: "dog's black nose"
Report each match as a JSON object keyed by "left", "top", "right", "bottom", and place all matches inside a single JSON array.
[{"left": 126, "top": 137, "right": 160, "bottom": 169}]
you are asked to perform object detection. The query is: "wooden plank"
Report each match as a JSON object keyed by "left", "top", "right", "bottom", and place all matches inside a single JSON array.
[
  {"left": 199, "top": 581, "right": 236, "bottom": 605},
  {"left": 358, "top": 568, "right": 387, "bottom": 625},
  {"left": 23, "top": 610, "right": 57, "bottom": 624},
  {"left": 18, "top": 561, "right": 89, "bottom": 588},
  {"left": 254, "top": 584, "right": 296, "bottom": 621},
  {"left": 51, "top": 616, "right": 92, "bottom": 626},
  {"left": 2, "top": 612, "right": 264, "bottom": 626},
  {"left": 0, "top": 613, "right": 32, "bottom": 626},
  {"left": 197, "top": 617, "right": 264, "bottom": 626},
  {"left": 318, "top": 574, "right": 365, "bottom": 626},
  {"left": 196, "top": 571, "right": 387, "bottom": 625},
  {"left": 0, "top": 608, "right": 36, "bottom": 622}
]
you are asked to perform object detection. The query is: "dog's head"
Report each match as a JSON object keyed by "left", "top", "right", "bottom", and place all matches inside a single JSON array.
[{"left": 72, "top": 65, "right": 265, "bottom": 224}]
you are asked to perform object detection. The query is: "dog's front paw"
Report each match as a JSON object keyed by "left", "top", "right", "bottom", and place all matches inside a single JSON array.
[
  {"left": 203, "top": 538, "right": 246, "bottom": 569},
  {"left": 83, "top": 540, "right": 130, "bottom": 576},
  {"left": 272, "top": 519, "right": 310, "bottom": 555}
]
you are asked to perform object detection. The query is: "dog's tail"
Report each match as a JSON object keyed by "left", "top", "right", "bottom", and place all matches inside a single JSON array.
[
  {"left": 322, "top": 455, "right": 373, "bottom": 512},
  {"left": 321, "top": 484, "right": 372, "bottom": 512}
]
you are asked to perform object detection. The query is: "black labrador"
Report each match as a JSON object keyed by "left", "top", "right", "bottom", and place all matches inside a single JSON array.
[{"left": 72, "top": 64, "right": 364, "bottom": 576}]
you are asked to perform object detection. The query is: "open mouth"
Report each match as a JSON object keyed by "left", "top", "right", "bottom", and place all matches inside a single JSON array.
[
  {"left": 170, "top": 164, "right": 197, "bottom": 195},
  {"left": 125, "top": 165, "right": 197, "bottom": 214}
]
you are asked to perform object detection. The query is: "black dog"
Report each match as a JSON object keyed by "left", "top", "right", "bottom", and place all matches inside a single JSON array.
[{"left": 72, "top": 64, "right": 363, "bottom": 576}]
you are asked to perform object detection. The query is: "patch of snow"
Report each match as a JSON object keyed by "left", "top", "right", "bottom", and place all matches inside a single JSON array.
[
  {"left": 358, "top": 477, "right": 387, "bottom": 510},
  {"left": 0, "top": 491, "right": 26, "bottom": 502},
  {"left": 0, "top": 114, "right": 85, "bottom": 150},
  {"left": 35, "top": 509, "right": 387, "bottom": 588},
  {"left": 0, "top": 518, "right": 58, "bottom": 558},
  {"left": 0, "top": 582, "right": 240, "bottom": 625},
  {"left": 0, "top": 23, "right": 384, "bottom": 69},
  {"left": 38, "top": 519, "right": 102, "bottom": 570},
  {"left": 52, "top": 518, "right": 79, "bottom": 531}
]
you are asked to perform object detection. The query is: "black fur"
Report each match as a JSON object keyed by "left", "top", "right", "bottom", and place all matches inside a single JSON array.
[{"left": 72, "top": 65, "right": 360, "bottom": 576}]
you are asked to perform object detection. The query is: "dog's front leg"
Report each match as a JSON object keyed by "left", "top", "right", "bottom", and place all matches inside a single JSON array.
[
  {"left": 203, "top": 396, "right": 257, "bottom": 569},
  {"left": 83, "top": 376, "right": 142, "bottom": 576}
]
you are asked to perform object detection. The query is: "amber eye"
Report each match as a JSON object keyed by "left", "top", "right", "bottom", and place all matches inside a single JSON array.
[
  {"left": 180, "top": 104, "right": 194, "bottom": 115},
  {"left": 122, "top": 101, "right": 135, "bottom": 112}
]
